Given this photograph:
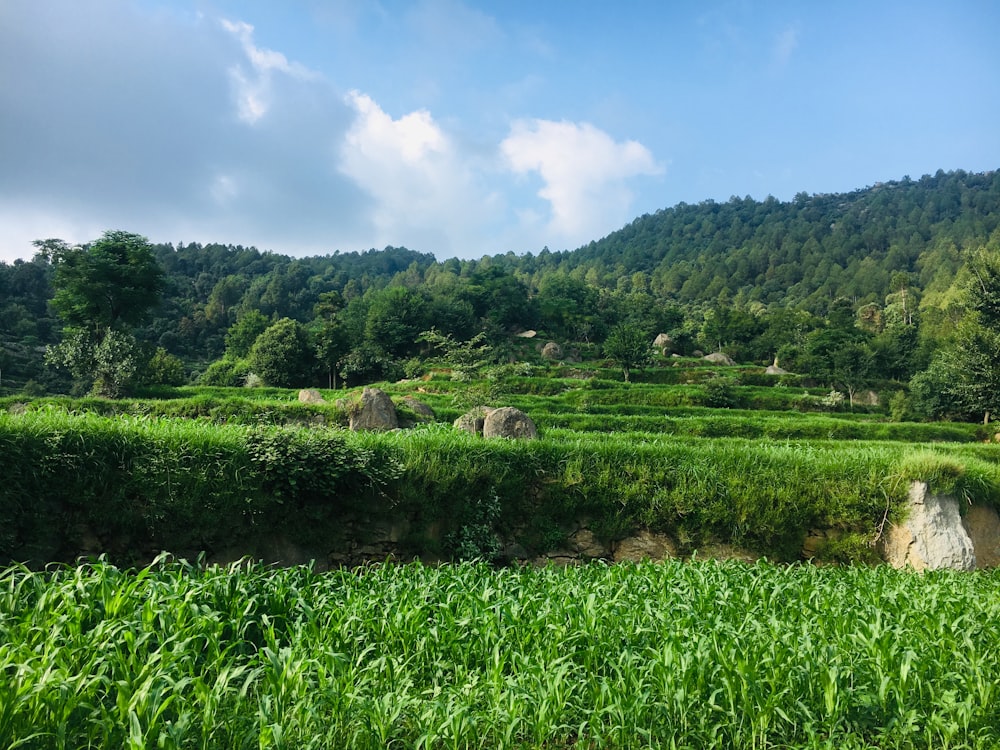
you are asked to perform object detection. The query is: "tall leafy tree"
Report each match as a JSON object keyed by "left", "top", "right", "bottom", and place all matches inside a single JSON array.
[
  {"left": 248, "top": 318, "right": 313, "bottom": 388},
  {"left": 934, "top": 246, "right": 1000, "bottom": 422},
  {"left": 603, "top": 323, "right": 652, "bottom": 383},
  {"left": 47, "top": 231, "right": 164, "bottom": 337},
  {"left": 44, "top": 231, "right": 164, "bottom": 397}
]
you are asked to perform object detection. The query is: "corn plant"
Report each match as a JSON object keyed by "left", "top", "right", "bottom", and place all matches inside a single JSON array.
[{"left": 2, "top": 558, "right": 1000, "bottom": 749}]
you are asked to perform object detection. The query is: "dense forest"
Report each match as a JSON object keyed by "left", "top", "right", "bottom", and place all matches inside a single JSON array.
[{"left": 2, "top": 168, "right": 999, "bottom": 420}]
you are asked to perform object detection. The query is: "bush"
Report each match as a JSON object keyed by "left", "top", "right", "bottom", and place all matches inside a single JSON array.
[{"left": 198, "top": 358, "right": 250, "bottom": 387}]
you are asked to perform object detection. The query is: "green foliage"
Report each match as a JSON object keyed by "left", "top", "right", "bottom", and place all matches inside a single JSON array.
[
  {"left": 602, "top": 323, "right": 651, "bottom": 382},
  {"left": 224, "top": 309, "right": 270, "bottom": 359},
  {"left": 338, "top": 342, "right": 401, "bottom": 386},
  {"left": 248, "top": 318, "right": 313, "bottom": 388},
  {"left": 444, "top": 490, "right": 503, "bottom": 561},
  {"left": 45, "top": 327, "right": 141, "bottom": 398},
  {"left": 702, "top": 378, "right": 742, "bottom": 408},
  {"left": 48, "top": 230, "right": 164, "bottom": 334},
  {"left": 2, "top": 559, "right": 1000, "bottom": 749},
  {"left": 198, "top": 357, "right": 251, "bottom": 387},
  {"left": 246, "top": 426, "right": 401, "bottom": 506},
  {"left": 140, "top": 346, "right": 186, "bottom": 386},
  {"left": 418, "top": 328, "right": 494, "bottom": 379}
]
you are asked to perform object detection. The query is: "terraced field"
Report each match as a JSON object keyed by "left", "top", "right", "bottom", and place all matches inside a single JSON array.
[{"left": 2, "top": 360, "right": 1000, "bottom": 748}]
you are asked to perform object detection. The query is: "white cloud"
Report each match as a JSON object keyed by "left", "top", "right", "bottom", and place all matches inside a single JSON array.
[
  {"left": 339, "top": 91, "right": 501, "bottom": 256},
  {"left": 0, "top": 0, "right": 662, "bottom": 263},
  {"left": 500, "top": 120, "right": 662, "bottom": 244},
  {"left": 221, "top": 19, "right": 319, "bottom": 124}
]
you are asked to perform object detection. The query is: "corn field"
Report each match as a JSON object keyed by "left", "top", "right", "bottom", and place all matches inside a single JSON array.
[{"left": 2, "top": 557, "right": 999, "bottom": 749}]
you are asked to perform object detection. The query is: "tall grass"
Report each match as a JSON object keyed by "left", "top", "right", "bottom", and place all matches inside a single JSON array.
[
  {"left": 2, "top": 558, "right": 999, "bottom": 749},
  {"left": 5, "top": 408, "right": 1000, "bottom": 565}
]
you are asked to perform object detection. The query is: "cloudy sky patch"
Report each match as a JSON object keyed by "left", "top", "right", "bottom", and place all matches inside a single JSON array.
[{"left": 1, "top": 0, "right": 997, "bottom": 262}]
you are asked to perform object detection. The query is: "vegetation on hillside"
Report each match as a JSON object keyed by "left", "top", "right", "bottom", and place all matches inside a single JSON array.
[{"left": 2, "top": 168, "right": 999, "bottom": 422}]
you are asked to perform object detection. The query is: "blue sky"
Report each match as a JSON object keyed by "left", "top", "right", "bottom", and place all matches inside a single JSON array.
[{"left": 1, "top": 0, "right": 998, "bottom": 263}]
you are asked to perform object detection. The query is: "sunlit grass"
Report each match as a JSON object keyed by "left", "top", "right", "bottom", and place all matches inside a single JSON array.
[{"left": 2, "top": 558, "right": 999, "bottom": 749}]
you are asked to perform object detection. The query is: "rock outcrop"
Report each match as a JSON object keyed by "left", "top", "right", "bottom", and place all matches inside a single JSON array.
[
  {"left": 402, "top": 396, "right": 435, "bottom": 419},
  {"left": 454, "top": 407, "right": 494, "bottom": 435},
  {"left": 541, "top": 341, "right": 563, "bottom": 360},
  {"left": 883, "top": 481, "right": 976, "bottom": 570},
  {"left": 483, "top": 407, "right": 538, "bottom": 440},
  {"left": 298, "top": 389, "right": 325, "bottom": 403},
  {"left": 703, "top": 351, "right": 736, "bottom": 366},
  {"left": 348, "top": 387, "right": 398, "bottom": 431},
  {"left": 765, "top": 358, "right": 788, "bottom": 375},
  {"left": 964, "top": 504, "right": 1000, "bottom": 568},
  {"left": 613, "top": 530, "right": 677, "bottom": 562}
]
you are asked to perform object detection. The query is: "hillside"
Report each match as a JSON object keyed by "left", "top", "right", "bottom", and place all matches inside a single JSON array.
[
  {"left": 1, "top": 168, "right": 998, "bottom": 409},
  {"left": 528, "top": 168, "right": 1000, "bottom": 309}
]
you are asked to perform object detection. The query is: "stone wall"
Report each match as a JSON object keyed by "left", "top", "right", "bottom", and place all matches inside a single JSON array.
[{"left": 34, "top": 481, "right": 1000, "bottom": 571}]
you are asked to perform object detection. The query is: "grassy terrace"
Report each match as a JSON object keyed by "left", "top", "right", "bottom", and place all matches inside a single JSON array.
[{"left": 3, "top": 363, "right": 1000, "bottom": 748}]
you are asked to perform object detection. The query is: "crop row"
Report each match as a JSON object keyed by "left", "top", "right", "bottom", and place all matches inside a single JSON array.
[{"left": 2, "top": 558, "right": 999, "bottom": 749}]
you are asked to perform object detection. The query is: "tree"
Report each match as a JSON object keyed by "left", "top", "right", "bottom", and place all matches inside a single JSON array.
[
  {"left": 801, "top": 301, "right": 874, "bottom": 409},
  {"left": 44, "top": 231, "right": 164, "bottom": 397},
  {"left": 417, "top": 328, "right": 494, "bottom": 380},
  {"left": 932, "top": 247, "right": 1000, "bottom": 422},
  {"left": 45, "top": 328, "right": 140, "bottom": 398},
  {"left": 603, "top": 324, "right": 651, "bottom": 383},
  {"left": 311, "top": 319, "right": 349, "bottom": 389},
  {"left": 225, "top": 310, "right": 270, "bottom": 359},
  {"left": 47, "top": 231, "right": 164, "bottom": 337},
  {"left": 138, "top": 347, "right": 186, "bottom": 387},
  {"left": 248, "top": 318, "right": 313, "bottom": 388}
]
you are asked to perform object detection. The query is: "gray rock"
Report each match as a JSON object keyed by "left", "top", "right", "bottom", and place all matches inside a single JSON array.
[
  {"left": 652, "top": 333, "right": 672, "bottom": 349},
  {"left": 348, "top": 387, "right": 398, "bottom": 431},
  {"left": 858, "top": 389, "right": 880, "bottom": 406},
  {"left": 765, "top": 357, "right": 788, "bottom": 375},
  {"left": 399, "top": 396, "right": 435, "bottom": 427},
  {"left": 453, "top": 407, "right": 494, "bottom": 435},
  {"left": 483, "top": 406, "right": 537, "bottom": 440},
  {"left": 703, "top": 351, "right": 736, "bottom": 366},
  {"left": 883, "top": 481, "right": 976, "bottom": 570},
  {"left": 613, "top": 530, "right": 676, "bottom": 562},
  {"left": 568, "top": 528, "right": 609, "bottom": 559},
  {"left": 298, "top": 388, "right": 326, "bottom": 403},
  {"left": 541, "top": 341, "right": 563, "bottom": 360}
]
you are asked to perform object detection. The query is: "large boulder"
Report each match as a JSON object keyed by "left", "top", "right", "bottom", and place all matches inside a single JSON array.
[
  {"left": 298, "top": 388, "right": 326, "bottom": 404},
  {"left": 540, "top": 341, "right": 563, "bottom": 360},
  {"left": 652, "top": 333, "right": 672, "bottom": 349},
  {"left": 483, "top": 406, "right": 537, "bottom": 440},
  {"left": 964, "top": 504, "right": 1000, "bottom": 568},
  {"left": 703, "top": 351, "right": 736, "bottom": 366},
  {"left": 883, "top": 481, "right": 976, "bottom": 570},
  {"left": 765, "top": 358, "right": 789, "bottom": 375},
  {"left": 348, "top": 387, "right": 398, "bottom": 431},
  {"left": 402, "top": 396, "right": 435, "bottom": 419},
  {"left": 454, "top": 406, "right": 494, "bottom": 435}
]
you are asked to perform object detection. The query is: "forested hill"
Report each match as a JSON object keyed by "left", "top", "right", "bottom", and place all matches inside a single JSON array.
[
  {"left": 530, "top": 168, "right": 1000, "bottom": 311},
  {"left": 2, "top": 168, "right": 999, "bottom": 398}
]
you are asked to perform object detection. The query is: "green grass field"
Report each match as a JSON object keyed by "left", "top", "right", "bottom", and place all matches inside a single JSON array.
[
  {"left": 4, "top": 363, "right": 1000, "bottom": 747},
  {"left": 2, "top": 558, "right": 999, "bottom": 749}
]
